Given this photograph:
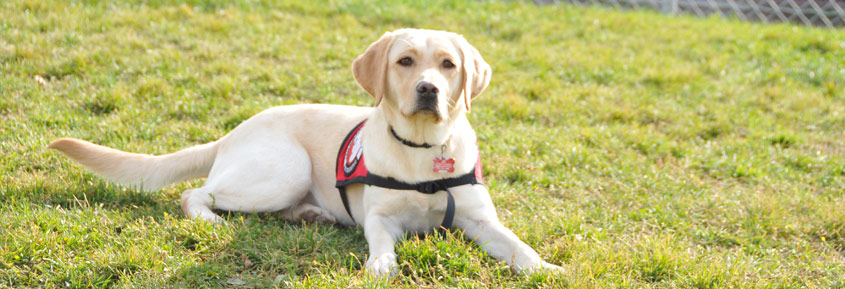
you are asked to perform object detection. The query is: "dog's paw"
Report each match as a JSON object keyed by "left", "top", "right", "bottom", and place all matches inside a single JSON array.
[
  {"left": 191, "top": 210, "right": 226, "bottom": 224},
  {"left": 303, "top": 208, "right": 336, "bottom": 224},
  {"left": 540, "top": 261, "right": 564, "bottom": 273},
  {"left": 312, "top": 212, "right": 336, "bottom": 224},
  {"left": 517, "top": 261, "right": 565, "bottom": 275},
  {"left": 365, "top": 253, "right": 398, "bottom": 277},
  {"left": 290, "top": 204, "right": 337, "bottom": 225}
]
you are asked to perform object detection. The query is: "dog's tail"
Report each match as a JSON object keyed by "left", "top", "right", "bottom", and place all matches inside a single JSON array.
[{"left": 48, "top": 138, "right": 220, "bottom": 191}]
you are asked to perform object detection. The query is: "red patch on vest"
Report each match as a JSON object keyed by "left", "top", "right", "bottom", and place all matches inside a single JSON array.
[
  {"left": 473, "top": 150, "right": 484, "bottom": 182},
  {"left": 336, "top": 121, "right": 368, "bottom": 182}
]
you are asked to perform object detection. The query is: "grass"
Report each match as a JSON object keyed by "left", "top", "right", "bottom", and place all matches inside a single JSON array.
[{"left": 1, "top": 0, "right": 844, "bottom": 287}]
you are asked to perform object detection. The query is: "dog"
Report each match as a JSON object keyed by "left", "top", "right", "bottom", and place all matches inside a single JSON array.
[{"left": 49, "top": 29, "right": 563, "bottom": 276}]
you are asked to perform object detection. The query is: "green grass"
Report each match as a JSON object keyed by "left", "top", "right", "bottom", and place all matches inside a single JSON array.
[{"left": 2, "top": 0, "right": 844, "bottom": 287}]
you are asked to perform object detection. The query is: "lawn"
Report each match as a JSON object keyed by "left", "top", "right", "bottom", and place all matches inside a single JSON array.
[{"left": 1, "top": 0, "right": 844, "bottom": 287}]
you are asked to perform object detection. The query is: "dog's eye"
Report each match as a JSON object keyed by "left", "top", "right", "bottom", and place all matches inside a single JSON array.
[
  {"left": 397, "top": 57, "right": 413, "bottom": 67},
  {"left": 442, "top": 60, "right": 455, "bottom": 69}
]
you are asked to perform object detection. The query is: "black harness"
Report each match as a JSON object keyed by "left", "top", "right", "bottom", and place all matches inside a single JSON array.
[{"left": 334, "top": 120, "right": 483, "bottom": 231}]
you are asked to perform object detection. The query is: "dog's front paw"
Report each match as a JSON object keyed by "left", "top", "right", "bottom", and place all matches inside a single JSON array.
[
  {"left": 365, "top": 253, "right": 398, "bottom": 277},
  {"left": 518, "top": 261, "right": 565, "bottom": 275},
  {"left": 540, "top": 261, "right": 564, "bottom": 273}
]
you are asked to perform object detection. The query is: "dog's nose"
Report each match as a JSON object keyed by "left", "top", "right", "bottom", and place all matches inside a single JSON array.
[{"left": 416, "top": 81, "right": 439, "bottom": 96}]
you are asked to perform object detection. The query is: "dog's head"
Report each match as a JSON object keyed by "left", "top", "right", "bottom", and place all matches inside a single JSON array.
[{"left": 353, "top": 29, "right": 491, "bottom": 124}]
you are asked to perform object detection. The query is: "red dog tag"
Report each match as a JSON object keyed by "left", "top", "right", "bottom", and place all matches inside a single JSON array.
[{"left": 433, "top": 157, "right": 455, "bottom": 174}]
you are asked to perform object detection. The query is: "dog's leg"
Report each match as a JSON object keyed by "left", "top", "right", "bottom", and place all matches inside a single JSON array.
[
  {"left": 460, "top": 218, "right": 562, "bottom": 273},
  {"left": 363, "top": 215, "right": 401, "bottom": 277},
  {"left": 177, "top": 133, "right": 314, "bottom": 221},
  {"left": 454, "top": 186, "right": 563, "bottom": 274},
  {"left": 181, "top": 188, "right": 224, "bottom": 223}
]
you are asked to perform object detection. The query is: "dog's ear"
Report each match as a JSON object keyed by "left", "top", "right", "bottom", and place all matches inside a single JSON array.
[
  {"left": 352, "top": 32, "right": 396, "bottom": 106},
  {"left": 455, "top": 35, "right": 491, "bottom": 112}
]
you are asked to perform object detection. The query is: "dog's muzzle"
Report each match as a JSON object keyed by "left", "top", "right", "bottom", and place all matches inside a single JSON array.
[{"left": 414, "top": 81, "right": 439, "bottom": 114}]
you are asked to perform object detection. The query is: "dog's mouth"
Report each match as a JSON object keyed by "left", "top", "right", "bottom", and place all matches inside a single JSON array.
[{"left": 410, "top": 103, "right": 442, "bottom": 121}]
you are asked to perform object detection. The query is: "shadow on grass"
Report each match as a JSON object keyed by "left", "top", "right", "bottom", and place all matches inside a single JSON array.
[
  {"left": 0, "top": 176, "right": 178, "bottom": 222},
  {"left": 168, "top": 214, "right": 552, "bottom": 287},
  {"left": 170, "top": 213, "right": 369, "bottom": 287}
]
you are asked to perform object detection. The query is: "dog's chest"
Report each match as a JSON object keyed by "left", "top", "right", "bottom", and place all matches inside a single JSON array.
[
  {"left": 366, "top": 189, "right": 448, "bottom": 231},
  {"left": 404, "top": 192, "right": 441, "bottom": 211}
]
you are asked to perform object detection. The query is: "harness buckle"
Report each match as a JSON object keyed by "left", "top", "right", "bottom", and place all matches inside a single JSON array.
[{"left": 418, "top": 181, "right": 445, "bottom": 194}]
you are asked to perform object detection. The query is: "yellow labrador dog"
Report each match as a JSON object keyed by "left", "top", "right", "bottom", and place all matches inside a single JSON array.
[{"left": 49, "top": 29, "right": 562, "bottom": 276}]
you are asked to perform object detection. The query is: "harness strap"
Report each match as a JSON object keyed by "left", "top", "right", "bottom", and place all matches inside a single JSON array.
[
  {"left": 363, "top": 171, "right": 480, "bottom": 194},
  {"left": 339, "top": 186, "right": 353, "bottom": 224},
  {"left": 440, "top": 189, "right": 455, "bottom": 231},
  {"left": 339, "top": 170, "right": 479, "bottom": 230}
]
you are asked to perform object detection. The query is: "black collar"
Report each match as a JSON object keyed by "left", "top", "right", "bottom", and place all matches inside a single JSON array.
[{"left": 389, "top": 126, "right": 434, "bottom": 148}]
